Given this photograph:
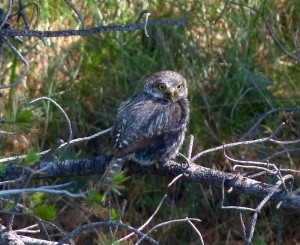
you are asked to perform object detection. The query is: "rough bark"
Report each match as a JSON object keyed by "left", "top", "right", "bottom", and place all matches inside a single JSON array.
[{"left": 1, "top": 156, "right": 300, "bottom": 212}]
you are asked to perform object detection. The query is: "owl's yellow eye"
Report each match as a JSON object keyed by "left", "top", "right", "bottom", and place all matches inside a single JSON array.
[
  {"left": 177, "top": 84, "right": 183, "bottom": 90},
  {"left": 158, "top": 84, "right": 167, "bottom": 91}
]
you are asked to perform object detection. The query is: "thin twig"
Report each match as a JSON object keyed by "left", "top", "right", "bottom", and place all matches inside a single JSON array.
[
  {"left": 0, "top": 0, "right": 12, "bottom": 30},
  {"left": 135, "top": 10, "right": 151, "bottom": 23},
  {"left": 192, "top": 123, "right": 287, "bottom": 162},
  {"left": 0, "top": 36, "right": 29, "bottom": 90},
  {"left": 144, "top": 11, "right": 151, "bottom": 37},
  {"left": 295, "top": 28, "right": 300, "bottom": 56},
  {"left": 59, "top": 221, "right": 159, "bottom": 245},
  {"left": 228, "top": 0, "right": 300, "bottom": 63},
  {"left": 0, "top": 173, "right": 25, "bottom": 186},
  {"left": 64, "top": 0, "right": 85, "bottom": 29},
  {"left": 30, "top": 97, "right": 73, "bottom": 145},
  {"left": 186, "top": 218, "right": 205, "bottom": 245},
  {"left": 187, "top": 135, "right": 194, "bottom": 161},
  {"left": 168, "top": 174, "right": 184, "bottom": 187},
  {"left": 261, "top": 0, "right": 300, "bottom": 63},
  {"left": 0, "top": 130, "right": 16, "bottom": 135},
  {"left": 239, "top": 212, "right": 247, "bottom": 241},
  {"left": 0, "top": 186, "right": 83, "bottom": 198},
  {"left": 5, "top": 196, "right": 21, "bottom": 231},
  {"left": 0, "top": 37, "right": 3, "bottom": 68},
  {"left": 118, "top": 194, "right": 168, "bottom": 243},
  {"left": 135, "top": 218, "right": 201, "bottom": 245},
  {"left": 239, "top": 107, "right": 300, "bottom": 141},
  {"left": 16, "top": 224, "right": 39, "bottom": 234},
  {"left": 17, "top": 0, "right": 30, "bottom": 30},
  {"left": 0, "top": 127, "right": 112, "bottom": 164},
  {"left": 113, "top": 199, "right": 127, "bottom": 238}
]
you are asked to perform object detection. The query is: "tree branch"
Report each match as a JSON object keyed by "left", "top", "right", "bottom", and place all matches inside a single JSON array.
[
  {"left": 1, "top": 156, "right": 300, "bottom": 212},
  {"left": 0, "top": 19, "right": 186, "bottom": 38}
]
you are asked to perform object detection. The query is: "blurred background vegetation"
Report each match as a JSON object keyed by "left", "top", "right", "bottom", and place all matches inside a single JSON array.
[{"left": 1, "top": 0, "right": 300, "bottom": 244}]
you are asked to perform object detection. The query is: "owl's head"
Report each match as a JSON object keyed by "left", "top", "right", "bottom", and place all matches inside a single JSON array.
[{"left": 143, "top": 71, "right": 188, "bottom": 102}]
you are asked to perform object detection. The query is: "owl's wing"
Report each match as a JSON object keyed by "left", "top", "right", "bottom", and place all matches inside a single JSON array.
[{"left": 113, "top": 93, "right": 183, "bottom": 158}]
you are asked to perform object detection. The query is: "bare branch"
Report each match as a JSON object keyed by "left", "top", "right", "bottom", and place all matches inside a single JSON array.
[
  {"left": 0, "top": 36, "right": 29, "bottom": 90},
  {"left": 187, "top": 134, "right": 194, "bottom": 161},
  {"left": 0, "top": 127, "right": 112, "bottom": 164},
  {"left": 0, "top": 0, "right": 12, "bottom": 30},
  {"left": 186, "top": 218, "right": 205, "bottom": 245},
  {"left": 63, "top": 0, "right": 85, "bottom": 29},
  {"left": 135, "top": 217, "right": 201, "bottom": 245},
  {"left": 142, "top": 11, "right": 151, "bottom": 37},
  {"left": 30, "top": 97, "right": 73, "bottom": 144},
  {"left": 191, "top": 121, "right": 300, "bottom": 163},
  {"left": 1, "top": 158, "right": 300, "bottom": 211},
  {"left": 58, "top": 221, "right": 159, "bottom": 245},
  {"left": 0, "top": 130, "right": 16, "bottom": 135},
  {"left": 0, "top": 172, "right": 25, "bottom": 186},
  {"left": 261, "top": 0, "right": 300, "bottom": 63},
  {"left": 0, "top": 19, "right": 186, "bottom": 38},
  {"left": 113, "top": 199, "right": 127, "bottom": 238},
  {"left": 118, "top": 194, "right": 168, "bottom": 243},
  {"left": 229, "top": 0, "right": 300, "bottom": 63},
  {"left": 239, "top": 107, "right": 300, "bottom": 141},
  {"left": 30, "top": 97, "right": 73, "bottom": 160},
  {"left": 0, "top": 224, "right": 68, "bottom": 245},
  {"left": 15, "top": 224, "right": 39, "bottom": 234},
  {"left": 0, "top": 184, "right": 83, "bottom": 198}
]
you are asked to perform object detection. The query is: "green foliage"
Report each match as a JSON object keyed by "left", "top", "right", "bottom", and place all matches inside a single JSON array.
[
  {"left": 253, "top": 236, "right": 268, "bottom": 245},
  {"left": 110, "top": 171, "right": 130, "bottom": 195},
  {"left": 110, "top": 208, "right": 118, "bottom": 221},
  {"left": 113, "top": 170, "right": 129, "bottom": 184},
  {"left": 24, "top": 148, "right": 40, "bottom": 165},
  {"left": 33, "top": 204, "right": 57, "bottom": 221},
  {"left": 31, "top": 192, "right": 46, "bottom": 204},
  {"left": 84, "top": 191, "right": 103, "bottom": 205},
  {"left": 1, "top": 0, "right": 300, "bottom": 244},
  {"left": 16, "top": 110, "right": 34, "bottom": 124},
  {"left": 0, "top": 163, "right": 5, "bottom": 172}
]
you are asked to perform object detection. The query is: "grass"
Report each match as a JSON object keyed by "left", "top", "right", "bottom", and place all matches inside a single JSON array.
[{"left": 1, "top": 0, "right": 300, "bottom": 244}]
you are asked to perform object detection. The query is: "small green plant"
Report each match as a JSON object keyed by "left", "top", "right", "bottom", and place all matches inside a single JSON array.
[
  {"left": 33, "top": 204, "right": 57, "bottom": 221},
  {"left": 24, "top": 148, "right": 40, "bottom": 165}
]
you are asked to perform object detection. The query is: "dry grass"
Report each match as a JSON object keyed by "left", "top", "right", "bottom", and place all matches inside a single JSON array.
[{"left": 1, "top": 0, "right": 300, "bottom": 244}]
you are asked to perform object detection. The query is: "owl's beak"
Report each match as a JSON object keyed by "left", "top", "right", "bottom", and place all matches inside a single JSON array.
[{"left": 165, "top": 87, "right": 178, "bottom": 101}]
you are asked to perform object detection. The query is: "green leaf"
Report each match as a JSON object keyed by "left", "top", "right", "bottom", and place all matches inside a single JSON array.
[
  {"left": 24, "top": 148, "right": 40, "bottom": 165},
  {"left": 32, "top": 193, "right": 46, "bottom": 204},
  {"left": 0, "top": 164, "right": 5, "bottom": 173},
  {"left": 84, "top": 192, "right": 103, "bottom": 204},
  {"left": 110, "top": 208, "right": 118, "bottom": 221},
  {"left": 113, "top": 170, "right": 129, "bottom": 183},
  {"left": 33, "top": 205, "right": 56, "bottom": 221},
  {"left": 16, "top": 110, "right": 33, "bottom": 123}
]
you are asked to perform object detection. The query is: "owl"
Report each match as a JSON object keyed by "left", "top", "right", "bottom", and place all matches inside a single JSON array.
[{"left": 109, "top": 71, "right": 189, "bottom": 174}]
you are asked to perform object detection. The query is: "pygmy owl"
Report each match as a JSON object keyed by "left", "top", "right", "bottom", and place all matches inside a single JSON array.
[{"left": 110, "top": 70, "right": 189, "bottom": 172}]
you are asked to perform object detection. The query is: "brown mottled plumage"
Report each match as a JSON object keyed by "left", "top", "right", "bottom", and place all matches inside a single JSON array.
[{"left": 109, "top": 71, "right": 189, "bottom": 173}]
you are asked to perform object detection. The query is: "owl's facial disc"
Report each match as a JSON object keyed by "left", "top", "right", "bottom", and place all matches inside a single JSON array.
[{"left": 143, "top": 71, "right": 188, "bottom": 102}]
